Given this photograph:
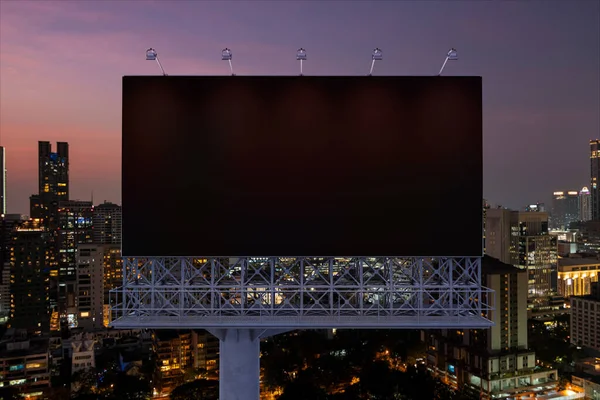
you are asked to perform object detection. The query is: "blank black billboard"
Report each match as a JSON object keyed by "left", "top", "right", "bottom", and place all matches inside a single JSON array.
[{"left": 122, "top": 76, "right": 482, "bottom": 257}]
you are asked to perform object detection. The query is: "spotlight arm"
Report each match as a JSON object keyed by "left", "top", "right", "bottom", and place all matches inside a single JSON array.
[
  {"left": 296, "top": 48, "right": 307, "bottom": 76},
  {"left": 369, "top": 48, "right": 382, "bottom": 76},
  {"left": 146, "top": 48, "right": 167, "bottom": 76},
  {"left": 155, "top": 56, "right": 167, "bottom": 76},
  {"left": 222, "top": 48, "right": 235, "bottom": 76},
  {"left": 438, "top": 48, "right": 457, "bottom": 76}
]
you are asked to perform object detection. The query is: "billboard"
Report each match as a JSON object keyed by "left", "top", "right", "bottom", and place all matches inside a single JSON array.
[{"left": 122, "top": 76, "right": 482, "bottom": 257}]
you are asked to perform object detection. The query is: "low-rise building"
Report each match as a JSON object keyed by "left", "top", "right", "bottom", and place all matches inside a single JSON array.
[
  {"left": 0, "top": 329, "right": 50, "bottom": 399},
  {"left": 571, "top": 292, "right": 600, "bottom": 352},
  {"left": 71, "top": 332, "right": 96, "bottom": 374}
]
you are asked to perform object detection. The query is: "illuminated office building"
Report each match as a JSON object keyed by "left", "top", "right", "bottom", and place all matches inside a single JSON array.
[
  {"left": 32, "top": 141, "right": 69, "bottom": 225},
  {"left": 56, "top": 200, "right": 93, "bottom": 318},
  {"left": 92, "top": 201, "right": 122, "bottom": 245},
  {"left": 551, "top": 190, "right": 579, "bottom": 230},
  {"left": 0, "top": 214, "right": 25, "bottom": 324},
  {"left": 485, "top": 209, "right": 558, "bottom": 302},
  {"left": 101, "top": 245, "right": 123, "bottom": 326},
  {"left": 580, "top": 186, "right": 592, "bottom": 222},
  {"left": 0, "top": 146, "right": 6, "bottom": 215},
  {"left": 558, "top": 257, "right": 599, "bottom": 297},
  {"left": 75, "top": 245, "right": 104, "bottom": 331},
  {"left": 591, "top": 140, "right": 600, "bottom": 220},
  {"left": 9, "top": 219, "right": 50, "bottom": 333}
]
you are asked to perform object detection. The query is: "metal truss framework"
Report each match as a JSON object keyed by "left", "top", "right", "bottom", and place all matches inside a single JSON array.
[{"left": 110, "top": 257, "right": 493, "bottom": 329}]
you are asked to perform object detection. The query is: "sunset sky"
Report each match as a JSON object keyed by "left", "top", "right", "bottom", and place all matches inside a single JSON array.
[{"left": 1, "top": 0, "right": 599, "bottom": 214}]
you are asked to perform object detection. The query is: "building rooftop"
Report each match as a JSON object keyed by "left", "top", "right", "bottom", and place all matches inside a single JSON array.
[
  {"left": 481, "top": 255, "right": 524, "bottom": 275},
  {"left": 0, "top": 338, "right": 49, "bottom": 358},
  {"left": 571, "top": 294, "right": 600, "bottom": 302},
  {"left": 558, "top": 256, "right": 600, "bottom": 267}
]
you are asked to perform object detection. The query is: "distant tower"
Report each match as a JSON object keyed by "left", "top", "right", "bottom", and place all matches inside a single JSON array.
[
  {"left": 38, "top": 141, "right": 69, "bottom": 199},
  {"left": 0, "top": 147, "right": 5, "bottom": 215},
  {"left": 580, "top": 186, "right": 592, "bottom": 222},
  {"left": 590, "top": 140, "right": 600, "bottom": 220}
]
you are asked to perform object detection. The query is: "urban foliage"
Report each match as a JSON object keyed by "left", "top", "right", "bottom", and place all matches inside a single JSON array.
[
  {"left": 528, "top": 314, "right": 585, "bottom": 378},
  {"left": 259, "top": 329, "right": 476, "bottom": 400},
  {"left": 169, "top": 379, "right": 218, "bottom": 400}
]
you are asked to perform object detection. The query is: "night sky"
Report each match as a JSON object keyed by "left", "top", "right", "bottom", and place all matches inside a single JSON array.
[{"left": 1, "top": 0, "right": 598, "bottom": 214}]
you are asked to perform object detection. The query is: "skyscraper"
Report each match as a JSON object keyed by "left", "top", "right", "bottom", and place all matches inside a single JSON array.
[
  {"left": 33, "top": 141, "right": 69, "bottom": 225},
  {"left": 56, "top": 200, "right": 93, "bottom": 317},
  {"left": 551, "top": 190, "right": 579, "bottom": 230},
  {"left": 590, "top": 140, "right": 600, "bottom": 220},
  {"left": 0, "top": 146, "right": 6, "bottom": 215},
  {"left": 580, "top": 186, "right": 592, "bottom": 222}
]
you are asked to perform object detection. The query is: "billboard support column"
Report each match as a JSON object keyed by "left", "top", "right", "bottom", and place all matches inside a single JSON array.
[{"left": 208, "top": 328, "right": 290, "bottom": 400}]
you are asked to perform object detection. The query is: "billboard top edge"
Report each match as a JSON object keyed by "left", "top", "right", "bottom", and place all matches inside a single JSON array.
[{"left": 122, "top": 75, "right": 482, "bottom": 79}]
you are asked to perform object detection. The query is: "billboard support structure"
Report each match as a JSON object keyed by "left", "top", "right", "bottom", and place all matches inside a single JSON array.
[{"left": 111, "top": 256, "right": 492, "bottom": 400}]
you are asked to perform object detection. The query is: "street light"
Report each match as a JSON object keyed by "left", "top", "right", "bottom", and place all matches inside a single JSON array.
[
  {"left": 438, "top": 48, "right": 458, "bottom": 76},
  {"left": 369, "top": 48, "right": 382, "bottom": 76},
  {"left": 145, "top": 48, "right": 167, "bottom": 76},
  {"left": 296, "top": 48, "right": 307, "bottom": 76},
  {"left": 222, "top": 48, "right": 234, "bottom": 76}
]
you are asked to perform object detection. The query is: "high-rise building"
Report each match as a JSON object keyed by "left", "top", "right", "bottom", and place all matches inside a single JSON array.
[
  {"left": 580, "top": 186, "right": 592, "bottom": 222},
  {"left": 515, "top": 212, "right": 558, "bottom": 301},
  {"left": 0, "top": 214, "right": 25, "bottom": 270},
  {"left": 485, "top": 209, "right": 558, "bottom": 303},
  {"left": 101, "top": 245, "right": 122, "bottom": 326},
  {"left": 9, "top": 219, "right": 50, "bottom": 333},
  {"left": 75, "top": 245, "right": 104, "bottom": 331},
  {"left": 551, "top": 191, "right": 579, "bottom": 230},
  {"left": 32, "top": 141, "right": 69, "bottom": 225},
  {"left": 483, "top": 208, "right": 517, "bottom": 265},
  {"left": 93, "top": 201, "right": 122, "bottom": 245},
  {"left": 56, "top": 200, "right": 93, "bottom": 318},
  {"left": 591, "top": 140, "right": 600, "bottom": 220},
  {"left": 423, "top": 256, "right": 558, "bottom": 398},
  {"left": 0, "top": 146, "right": 6, "bottom": 215},
  {"left": 0, "top": 214, "right": 26, "bottom": 324}
]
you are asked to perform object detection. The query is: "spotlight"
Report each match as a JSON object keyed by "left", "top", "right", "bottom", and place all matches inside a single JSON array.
[
  {"left": 222, "top": 48, "right": 234, "bottom": 76},
  {"left": 438, "top": 48, "right": 458, "bottom": 76},
  {"left": 145, "top": 48, "right": 167, "bottom": 76},
  {"left": 369, "top": 48, "right": 382, "bottom": 76},
  {"left": 296, "top": 48, "right": 306, "bottom": 76}
]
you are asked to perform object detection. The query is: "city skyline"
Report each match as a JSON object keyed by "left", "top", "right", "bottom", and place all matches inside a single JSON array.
[{"left": 1, "top": 0, "right": 599, "bottom": 215}]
